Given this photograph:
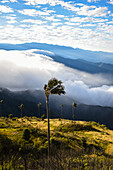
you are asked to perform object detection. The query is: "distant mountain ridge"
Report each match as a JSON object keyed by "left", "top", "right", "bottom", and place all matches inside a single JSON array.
[
  {"left": 0, "top": 42, "right": 113, "bottom": 64},
  {"left": 0, "top": 88, "right": 113, "bottom": 129},
  {"left": 1, "top": 42, "right": 113, "bottom": 76},
  {"left": 50, "top": 55, "right": 113, "bottom": 74}
]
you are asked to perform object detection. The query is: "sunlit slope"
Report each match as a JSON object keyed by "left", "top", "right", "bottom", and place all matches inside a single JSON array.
[{"left": 0, "top": 117, "right": 113, "bottom": 156}]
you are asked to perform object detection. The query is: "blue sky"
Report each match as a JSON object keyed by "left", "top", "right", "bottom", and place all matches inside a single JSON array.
[{"left": 0, "top": 0, "right": 113, "bottom": 52}]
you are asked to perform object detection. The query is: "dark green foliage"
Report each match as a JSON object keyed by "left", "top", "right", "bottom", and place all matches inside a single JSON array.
[
  {"left": 44, "top": 77, "right": 66, "bottom": 95},
  {"left": 9, "top": 114, "right": 13, "bottom": 119},
  {"left": 41, "top": 114, "right": 45, "bottom": 121},
  {"left": 82, "top": 137, "right": 87, "bottom": 148},
  {"left": 22, "top": 129, "right": 30, "bottom": 141},
  {"left": 0, "top": 134, "right": 12, "bottom": 153},
  {"left": 61, "top": 123, "right": 100, "bottom": 133},
  {"left": 72, "top": 102, "right": 77, "bottom": 108}
]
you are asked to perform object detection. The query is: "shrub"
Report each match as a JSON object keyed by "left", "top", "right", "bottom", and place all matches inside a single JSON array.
[
  {"left": 22, "top": 129, "right": 30, "bottom": 141},
  {"left": 82, "top": 137, "right": 87, "bottom": 148},
  {"left": 41, "top": 114, "right": 45, "bottom": 121},
  {"left": 12, "top": 118, "right": 16, "bottom": 121},
  {"left": 9, "top": 114, "right": 13, "bottom": 119}
]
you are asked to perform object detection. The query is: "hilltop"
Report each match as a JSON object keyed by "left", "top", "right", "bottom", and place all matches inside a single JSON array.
[{"left": 1, "top": 117, "right": 113, "bottom": 169}]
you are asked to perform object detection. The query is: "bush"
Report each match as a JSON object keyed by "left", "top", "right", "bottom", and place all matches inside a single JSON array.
[
  {"left": 22, "top": 129, "right": 30, "bottom": 141},
  {"left": 9, "top": 114, "right": 13, "bottom": 119},
  {"left": 41, "top": 114, "right": 45, "bottom": 121},
  {"left": 12, "top": 118, "right": 16, "bottom": 121}
]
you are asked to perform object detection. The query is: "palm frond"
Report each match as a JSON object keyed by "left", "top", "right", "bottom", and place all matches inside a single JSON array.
[{"left": 44, "top": 78, "right": 66, "bottom": 95}]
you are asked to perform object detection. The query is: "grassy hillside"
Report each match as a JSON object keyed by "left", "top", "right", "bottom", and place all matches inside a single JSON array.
[{"left": 1, "top": 117, "right": 113, "bottom": 169}]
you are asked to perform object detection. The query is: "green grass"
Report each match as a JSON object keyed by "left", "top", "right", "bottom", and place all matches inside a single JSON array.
[{"left": 1, "top": 117, "right": 113, "bottom": 169}]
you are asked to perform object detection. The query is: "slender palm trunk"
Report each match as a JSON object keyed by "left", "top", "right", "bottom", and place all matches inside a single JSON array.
[
  {"left": 21, "top": 108, "right": 23, "bottom": 118},
  {"left": 61, "top": 105, "right": 63, "bottom": 125},
  {"left": 38, "top": 106, "right": 40, "bottom": 118},
  {"left": 73, "top": 107, "right": 75, "bottom": 135},
  {"left": 46, "top": 95, "right": 50, "bottom": 160}
]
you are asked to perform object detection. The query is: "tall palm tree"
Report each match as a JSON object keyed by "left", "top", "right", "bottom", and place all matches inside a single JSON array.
[
  {"left": 0, "top": 100, "right": 4, "bottom": 117},
  {"left": 19, "top": 104, "right": 24, "bottom": 118},
  {"left": 72, "top": 102, "right": 77, "bottom": 135},
  {"left": 37, "top": 102, "right": 42, "bottom": 118},
  {"left": 44, "top": 78, "right": 65, "bottom": 159}
]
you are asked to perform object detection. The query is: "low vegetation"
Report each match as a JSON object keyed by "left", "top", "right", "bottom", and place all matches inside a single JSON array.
[{"left": 0, "top": 116, "right": 113, "bottom": 169}]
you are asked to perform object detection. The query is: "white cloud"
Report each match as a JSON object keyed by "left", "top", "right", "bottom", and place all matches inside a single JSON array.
[
  {"left": 1, "top": 0, "right": 17, "bottom": 3},
  {"left": 87, "top": 0, "right": 101, "bottom": 2},
  {"left": 54, "top": 14, "right": 65, "bottom": 18},
  {"left": 107, "top": 21, "right": 113, "bottom": 24},
  {"left": 65, "top": 80, "right": 113, "bottom": 107},
  {"left": 22, "top": 0, "right": 80, "bottom": 12},
  {"left": 44, "top": 15, "right": 61, "bottom": 21},
  {"left": 0, "top": 5, "right": 14, "bottom": 13},
  {"left": 107, "top": 0, "right": 113, "bottom": 4},
  {"left": 10, "top": 0, "right": 17, "bottom": 2},
  {"left": 5, "top": 16, "right": 17, "bottom": 24},
  {"left": 69, "top": 16, "right": 108, "bottom": 24},
  {"left": 23, "top": 0, "right": 60, "bottom": 6},
  {"left": 77, "top": 6, "right": 108, "bottom": 17},
  {"left": 22, "top": 0, "right": 109, "bottom": 18},
  {"left": 18, "top": 9, "right": 52, "bottom": 16},
  {"left": 0, "top": 20, "right": 113, "bottom": 52},
  {"left": 0, "top": 49, "right": 113, "bottom": 107},
  {"left": 21, "top": 19, "right": 47, "bottom": 25},
  {"left": 1, "top": 0, "right": 9, "bottom": 3}
]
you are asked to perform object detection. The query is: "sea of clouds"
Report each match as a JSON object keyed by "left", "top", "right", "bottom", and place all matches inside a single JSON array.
[{"left": 0, "top": 49, "right": 113, "bottom": 107}]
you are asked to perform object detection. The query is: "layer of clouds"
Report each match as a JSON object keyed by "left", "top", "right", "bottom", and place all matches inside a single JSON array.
[
  {"left": 1, "top": 0, "right": 17, "bottom": 3},
  {"left": 0, "top": 49, "right": 113, "bottom": 107},
  {"left": 108, "top": 0, "right": 113, "bottom": 5},
  {"left": 76, "top": 6, "right": 108, "bottom": 17},
  {"left": 0, "top": 5, "right": 13, "bottom": 13},
  {"left": 0, "top": 21, "right": 113, "bottom": 52},
  {"left": 18, "top": 9, "right": 55, "bottom": 17},
  {"left": 65, "top": 80, "right": 113, "bottom": 107},
  {"left": 0, "top": 1, "right": 113, "bottom": 52},
  {"left": 87, "top": 0, "right": 101, "bottom": 2}
]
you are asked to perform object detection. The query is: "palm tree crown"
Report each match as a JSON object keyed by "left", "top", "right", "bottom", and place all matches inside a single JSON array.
[
  {"left": 37, "top": 102, "right": 42, "bottom": 108},
  {"left": 0, "top": 100, "right": 4, "bottom": 103},
  {"left": 19, "top": 104, "right": 24, "bottom": 110},
  {"left": 44, "top": 78, "right": 65, "bottom": 96},
  {"left": 72, "top": 102, "right": 77, "bottom": 108}
]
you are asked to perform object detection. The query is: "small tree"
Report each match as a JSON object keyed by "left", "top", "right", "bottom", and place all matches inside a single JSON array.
[
  {"left": 72, "top": 102, "right": 77, "bottom": 135},
  {"left": 9, "top": 114, "right": 13, "bottom": 119},
  {"left": 37, "top": 102, "right": 42, "bottom": 118},
  {"left": 19, "top": 104, "right": 24, "bottom": 118},
  {"left": 44, "top": 78, "right": 66, "bottom": 159},
  {"left": 41, "top": 114, "right": 45, "bottom": 121},
  {"left": 22, "top": 129, "right": 30, "bottom": 141}
]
